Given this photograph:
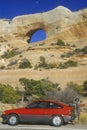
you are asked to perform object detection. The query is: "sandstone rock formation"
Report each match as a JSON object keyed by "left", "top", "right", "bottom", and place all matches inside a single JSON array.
[
  {"left": 0, "top": 6, "right": 87, "bottom": 89},
  {"left": 0, "top": 6, "right": 87, "bottom": 48}
]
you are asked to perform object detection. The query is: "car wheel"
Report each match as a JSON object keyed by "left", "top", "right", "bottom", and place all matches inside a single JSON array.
[
  {"left": 7, "top": 114, "right": 19, "bottom": 125},
  {"left": 52, "top": 115, "right": 63, "bottom": 126}
]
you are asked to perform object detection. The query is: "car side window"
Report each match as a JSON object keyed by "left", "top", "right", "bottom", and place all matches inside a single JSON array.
[
  {"left": 49, "top": 102, "right": 63, "bottom": 108},
  {"left": 27, "top": 102, "right": 39, "bottom": 108},
  {"left": 38, "top": 102, "right": 49, "bottom": 108},
  {"left": 27, "top": 101, "right": 49, "bottom": 108}
]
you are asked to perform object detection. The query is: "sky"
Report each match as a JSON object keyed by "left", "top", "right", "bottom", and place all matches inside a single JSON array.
[
  {"left": 0, "top": 0, "right": 87, "bottom": 42},
  {"left": 0, "top": 0, "right": 87, "bottom": 19}
]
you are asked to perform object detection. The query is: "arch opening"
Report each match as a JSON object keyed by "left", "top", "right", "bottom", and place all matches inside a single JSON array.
[{"left": 29, "top": 29, "right": 46, "bottom": 43}]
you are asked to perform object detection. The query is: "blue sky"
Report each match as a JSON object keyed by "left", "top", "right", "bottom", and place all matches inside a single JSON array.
[
  {"left": 0, "top": 0, "right": 87, "bottom": 19},
  {"left": 0, "top": 0, "right": 87, "bottom": 43}
]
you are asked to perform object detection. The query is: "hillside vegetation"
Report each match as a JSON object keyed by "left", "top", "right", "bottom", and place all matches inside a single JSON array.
[{"left": 0, "top": 40, "right": 87, "bottom": 88}]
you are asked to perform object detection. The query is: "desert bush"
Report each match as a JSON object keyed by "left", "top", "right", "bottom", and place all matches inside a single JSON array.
[
  {"left": 61, "top": 46, "right": 87, "bottom": 58},
  {"left": 38, "top": 56, "right": 48, "bottom": 68},
  {"left": 83, "top": 80, "right": 87, "bottom": 94},
  {"left": 71, "top": 44, "right": 76, "bottom": 47},
  {"left": 74, "top": 48, "right": 82, "bottom": 54},
  {"left": 58, "top": 62, "right": 67, "bottom": 69},
  {"left": 7, "top": 60, "right": 17, "bottom": 66},
  {"left": 51, "top": 43, "right": 55, "bottom": 46},
  {"left": 58, "top": 60, "right": 78, "bottom": 69},
  {"left": 64, "top": 60, "right": 78, "bottom": 67},
  {"left": 45, "top": 81, "right": 85, "bottom": 104},
  {"left": 67, "top": 82, "right": 83, "bottom": 95},
  {"left": 82, "top": 46, "right": 87, "bottom": 54},
  {"left": 45, "top": 86, "right": 79, "bottom": 104},
  {"left": 47, "top": 62, "right": 58, "bottom": 69},
  {"left": 1, "top": 48, "right": 20, "bottom": 59},
  {"left": 38, "top": 56, "right": 58, "bottom": 69},
  {"left": 56, "top": 39, "right": 65, "bottom": 46},
  {"left": 61, "top": 51, "right": 74, "bottom": 58},
  {"left": 19, "top": 55, "right": 23, "bottom": 58},
  {"left": 19, "top": 78, "right": 60, "bottom": 100},
  {"left": 61, "top": 54, "right": 66, "bottom": 58},
  {"left": 57, "top": 87, "right": 80, "bottom": 103},
  {"left": 0, "top": 66, "right": 5, "bottom": 69},
  {"left": 34, "top": 64, "right": 38, "bottom": 70},
  {"left": 0, "top": 84, "right": 21, "bottom": 104},
  {"left": 65, "top": 51, "right": 74, "bottom": 58},
  {"left": 39, "top": 56, "right": 47, "bottom": 67},
  {"left": 18, "top": 78, "right": 86, "bottom": 109},
  {"left": 74, "top": 46, "right": 87, "bottom": 54},
  {"left": 19, "top": 58, "right": 32, "bottom": 69}
]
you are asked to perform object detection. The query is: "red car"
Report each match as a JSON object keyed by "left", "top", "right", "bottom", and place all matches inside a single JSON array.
[{"left": 1, "top": 100, "right": 75, "bottom": 126}]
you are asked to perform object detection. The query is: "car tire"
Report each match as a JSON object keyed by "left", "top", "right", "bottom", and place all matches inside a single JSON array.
[
  {"left": 7, "top": 114, "right": 19, "bottom": 125},
  {"left": 52, "top": 115, "right": 63, "bottom": 127}
]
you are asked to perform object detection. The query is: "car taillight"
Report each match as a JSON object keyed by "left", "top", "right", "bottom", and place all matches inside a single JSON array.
[
  {"left": 68, "top": 107, "right": 74, "bottom": 115},
  {"left": 68, "top": 109, "right": 72, "bottom": 115}
]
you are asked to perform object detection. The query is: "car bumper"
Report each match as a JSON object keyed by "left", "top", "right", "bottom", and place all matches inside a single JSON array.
[
  {"left": 62, "top": 115, "right": 75, "bottom": 123},
  {"left": 1, "top": 114, "right": 8, "bottom": 124}
]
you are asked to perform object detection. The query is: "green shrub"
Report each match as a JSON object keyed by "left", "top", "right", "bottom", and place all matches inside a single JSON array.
[
  {"left": 82, "top": 46, "right": 87, "bottom": 54},
  {"left": 0, "top": 84, "right": 21, "bottom": 104},
  {"left": 40, "top": 56, "right": 45, "bottom": 63},
  {"left": 83, "top": 80, "right": 87, "bottom": 94},
  {"left": 61, "top": 51, "right": 74, "bottom": 58},
  {"left": 65, "top": 52, "right": 74, "bottom": 58},
  {"left": 58, "top": 60, "right": 78, "bottom": 69},
  {"left": 58, "top": 63, "right": 67, "bottom": 69},
  {"left": 61, "top": 54, "right": 66, "bottom": 58},
  {"left": 64, "top": 60, "right": 78, "bottom": 67},
  {"left": 0, "top": 66, "right": 5, "bottom": 70},
  {"left": 2, "top": 48, "right": 20, "bottom": 59},
  {"left": 62, "top": 46, "right": 87, "bottom": 58},
  {"left": 34, "top": 64, "right": 38, "bottom": 70},
  {"left": 38, "top": 56, "right": 58, "bottom": 69},
  {"left": 39, "top": 56, "right": 47, "bottom": 68},
  {"left": 67, "top": 82, "right": 83, "bottom": 95},
  {"left": 56, "top": 39, "right": 65, "bottom": 46},
  {"left": 19, "top": 78, "right": 60, "bottom": 100},
  {"left": 47, "top": 63, "right": 58, "bottom": 69},
  {"left": 7, "top": 60, "right": 17, "bottom": 66},
  {"left": 19, "top": 58, "right": 32, "bottom": 69},
  {"left": 74, "top": 48, "right": 82, "bottom": 54},
  {"left": 74, "top": 46, "right": 87, "bottom": 54}
]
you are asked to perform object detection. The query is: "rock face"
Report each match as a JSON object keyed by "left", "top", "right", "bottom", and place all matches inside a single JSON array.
[
  {"left": 0, "top": 6, "right": 87, "bottom": 47},
  {"left": 0, "top": 6, "right": 87, "bottom": 89}
]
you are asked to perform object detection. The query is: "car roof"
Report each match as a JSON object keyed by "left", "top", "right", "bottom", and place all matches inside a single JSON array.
[{"left": 32, "top": 100, "right": 67, "bottom": 106}]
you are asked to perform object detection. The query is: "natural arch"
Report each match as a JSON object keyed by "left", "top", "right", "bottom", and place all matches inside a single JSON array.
[{"left": 27, "top": 29, "right": 46, "bottom": 43}]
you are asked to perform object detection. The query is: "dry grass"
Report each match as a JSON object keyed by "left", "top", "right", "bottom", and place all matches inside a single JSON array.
[
  {"left": 74, "top": 112, "right": 87, "bottom": 124},
  {"left": 80, "top": 112, "right": 87, "bottom": 123},
  {"left": 0, "top": 65, "right": 87, "bottom": 89}
]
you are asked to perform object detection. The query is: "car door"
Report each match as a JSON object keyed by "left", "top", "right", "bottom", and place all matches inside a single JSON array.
[
  {"left": 21, "top": 101, "right": 50, "bottom": 123},
  {"left": 46, "top": 102, "right": 64, "bottom": 115}
]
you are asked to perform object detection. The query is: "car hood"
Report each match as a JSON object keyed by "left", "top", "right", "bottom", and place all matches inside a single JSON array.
[{"left": 4, "top": 107, "right": 26, "bottom": 115}]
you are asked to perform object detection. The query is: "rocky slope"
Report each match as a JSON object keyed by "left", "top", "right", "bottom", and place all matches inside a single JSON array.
[{"left": 0, "top": 6, "right": 87, "bottom": 88}]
